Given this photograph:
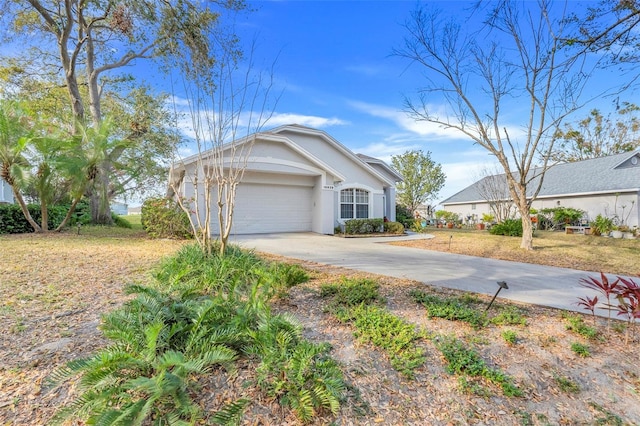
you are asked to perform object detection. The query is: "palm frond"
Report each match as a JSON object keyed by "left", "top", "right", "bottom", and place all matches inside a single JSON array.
[{"left": 211, "top": 398, "right": 250, "bottom": 426}]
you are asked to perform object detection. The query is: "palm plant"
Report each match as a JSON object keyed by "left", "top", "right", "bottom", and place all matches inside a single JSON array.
[
  {"left": 0, "top": 100, "right": 40, "bottom": 231},
  {"left": 49, "top": 321, "right": 237, "bottom": 425},
  {"left": 251, "top": 316, "right": 346, "bottom": 422}
]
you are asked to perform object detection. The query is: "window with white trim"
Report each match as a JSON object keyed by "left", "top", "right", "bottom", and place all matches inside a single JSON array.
[{"left": 340, "top": 188, "right": 369, "bottom": 219}]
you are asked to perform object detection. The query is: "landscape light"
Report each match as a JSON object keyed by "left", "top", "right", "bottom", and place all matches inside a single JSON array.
[{"left": 486, "top": 281, "right": 509, "bottom": 311}]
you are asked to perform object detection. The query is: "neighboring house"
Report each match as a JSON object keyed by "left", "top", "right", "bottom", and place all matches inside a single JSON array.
[
  {"left": 168, "top": 124, "right": 402, "bottom": 235},
  {"left": 441, "top": 150, "right": 640, "bottom": 227},
  {"left": 110, "top": 200, "right": 129, "bottom": 216},
  {"left": 128, "top": 206, "right": 142, "bottom": 215},
  {"left": 0, "top": 178, "right": 13, "bottom": 204}
]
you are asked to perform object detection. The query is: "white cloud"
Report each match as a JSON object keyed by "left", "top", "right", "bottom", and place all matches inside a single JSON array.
[
  {"left": 345, "top": 64, "right": 385, "bottom": 77},
  {"left": 348, "top": 100, "right": 464, "bottom": 141},
  {"left": 265, "top": 113, "right": 348, "bottom": 128}
]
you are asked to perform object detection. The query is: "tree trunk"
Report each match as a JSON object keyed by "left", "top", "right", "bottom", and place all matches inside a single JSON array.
[
  {"left": 90, "top": 166, "right": 113, "bottom": 225},
  {"left": 11, "top": 186, "right": 42, "bottom": 232},
  {"left": 55, "top": 196, "right": 82, "bottom": 232},
  {"left": 517, "top": 204, "right": 534, "bottom": 250},
  {"left": 40, "top": 202, "right": 48, "bottom": 232}
]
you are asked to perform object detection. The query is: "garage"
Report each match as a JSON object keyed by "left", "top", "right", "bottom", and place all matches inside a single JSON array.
[{"left": 229, "top": 182, "right": 314, "bottom": 234}]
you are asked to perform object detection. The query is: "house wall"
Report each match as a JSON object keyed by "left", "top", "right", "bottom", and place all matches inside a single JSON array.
[
  {"left": 0, "top": 178, "right": 13, "bottom": 204},
  {"left": 312, "top": 176, "right": 336, "bottom": 234},
  {"left": 443, "top": 190, "right": 640, "bottom": 227},
  {"left": 532, "top": 191, "right": 639, "bottom": 227},
  {"left": 441, "top": 202, "right": 493, "bottom": 223},
  {"left": 277, "top": 130, "right": 391, "bottom": 228}
]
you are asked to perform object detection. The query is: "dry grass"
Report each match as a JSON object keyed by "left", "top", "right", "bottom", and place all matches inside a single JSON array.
[
  {"left": 392, "top": 228, "right": 640, "bottom": 276},
  {"left": 0, "top": 226, "right": 186, "bottom": 425}
]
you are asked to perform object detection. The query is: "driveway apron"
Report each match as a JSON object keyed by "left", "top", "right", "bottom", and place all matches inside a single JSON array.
[{"left": 230, "top": 232, "right": 620, "bottom": 315}]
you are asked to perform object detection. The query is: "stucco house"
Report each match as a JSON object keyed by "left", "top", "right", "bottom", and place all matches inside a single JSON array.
[
  {"left": 441, "top": 150, "right": 640, "bottom": 228},
  {"left": 168, "top": 124, "right": 402, "bottom": 235},
  {"left": 0, "top": 178, "right": 13, "bottom": 204}
]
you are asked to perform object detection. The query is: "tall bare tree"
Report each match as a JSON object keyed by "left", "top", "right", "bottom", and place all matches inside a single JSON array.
[
  {"left": 474, "top": 165, "right": 516, "bottom": 223},
  {"left": 395, "top": 1, "right": 617, "bottom": 250},
  {"left": 169, "top": 38, "right": 278, "bottom": 256}
]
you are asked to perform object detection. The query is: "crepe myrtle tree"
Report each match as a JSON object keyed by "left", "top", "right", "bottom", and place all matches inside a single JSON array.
[
  {"left": 169, "top": 37, "right": 278, "bottom": 257},
  {"left": 395, "top": 0, "right": 625, "bottom": 250}
]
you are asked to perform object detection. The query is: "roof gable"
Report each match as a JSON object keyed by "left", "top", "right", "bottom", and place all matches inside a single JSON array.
[{"left": 269, "top": 125, "right": 396, "bottom": 187}]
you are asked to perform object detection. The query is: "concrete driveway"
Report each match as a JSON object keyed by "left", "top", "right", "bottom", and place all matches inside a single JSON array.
[{"left": 230, "top": 232, "right": 622, "bottom": 315}]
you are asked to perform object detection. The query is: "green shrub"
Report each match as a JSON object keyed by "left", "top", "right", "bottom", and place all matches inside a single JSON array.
[
  {"left": 564, "top": 314, "right": 599, "bottom": 340},
  {"left": 501, "top": 330, "right": 518, "bottom": 345},
  {"left": 0, "top": 203, "right": 68, "bottom": 234},
  {"left": 111, "top": 213, "right": 132, "bottom": 228},
  {"left": 491, "top": 306, "right": 527, "bottom": 326},
  {"left": 154, "top": 243, "right": 262, "bottom": 296},
  {"left": 570, "top": 342, "right": 591, "bottom": 357},
  {"left": 344, "top": 218, "right": 384, "bottom": 234},
  {"left": 395, "top": 204, "right": 413, "bottom": 229},
  {"left": 383, "top": 221, "right": 404, "bottom": 234},
  {"left": 254, "top": 328, "right": 345, "bottom": 422},
  {"left": 591, "top": 214, "right": 614, "bottom": 236},
  {"left": 49, "top": 284, "right": 242, "bottom": 425},
  {"left": 409, "top": 218, "right": 421, "bottom": 232},
  {"left": 537, "top": 207, "right": 585, "bottom": 230},
  {"left": 435, "top": 210, "right": 459, "bottom": 223},
  {"left": 141, "top": 197, "right": 192, "bottom": 239},
  {"left": 52, "top": 244, "right": 342, "bottom": 425},
  {"left": 489, "top": 218, "right": 523, "bottom": 237},
  {"left": 255, "top": 263, "right": 310, "bottom": 298}
]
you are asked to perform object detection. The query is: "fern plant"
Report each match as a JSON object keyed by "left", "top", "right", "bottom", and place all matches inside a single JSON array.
[
  {"left": 251, "top": 316, "right": 346, "bottom": 422},
  {"left": 49, "top": 320, "right": 237, "bottom": 425}
]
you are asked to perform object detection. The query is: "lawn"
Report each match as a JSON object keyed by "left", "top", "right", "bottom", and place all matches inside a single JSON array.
[
  {"left": 393, "top": 228, "right": 640, "bottom": 276},
  {"left": 1, "top": 226, "right": 639, "bottom": 425}
]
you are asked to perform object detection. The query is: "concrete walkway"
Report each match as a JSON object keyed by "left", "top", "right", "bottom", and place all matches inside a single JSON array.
[{"left": 230, "top": 232, "right": 627, "bottom": 316}]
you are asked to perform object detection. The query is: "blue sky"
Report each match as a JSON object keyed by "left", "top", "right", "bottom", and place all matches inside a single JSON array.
[
  {"left": 227, "top": 0, "right": 496, "bottom": 204},
  {"left": 159, "top": 1, "right": 632, "bottom": 205}
]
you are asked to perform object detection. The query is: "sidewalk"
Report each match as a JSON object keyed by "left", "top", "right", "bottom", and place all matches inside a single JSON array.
[{"left": 231, "top": 232, "right": 625, "bottom": 316}]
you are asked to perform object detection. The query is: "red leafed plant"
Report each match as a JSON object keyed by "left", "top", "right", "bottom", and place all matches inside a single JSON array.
[
  {"left": 578, "top": 272, "right": 620, "bottom": 330},
  {"left": 575, "top": 295, "right": 599, "bottom": 325},
  {"left": 614, "top": 277, "right": 640, "bottom": 344}
]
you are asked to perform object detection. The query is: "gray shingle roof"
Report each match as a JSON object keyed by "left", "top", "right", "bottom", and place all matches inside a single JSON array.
[{"left": 442, "top": 150, "right": 640, "bottom": 204}]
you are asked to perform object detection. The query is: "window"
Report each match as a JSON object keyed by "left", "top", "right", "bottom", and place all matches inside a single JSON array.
[
  {"left": 471, "top": 204, "right": 476, "bottom": 210},
  {"left": 340, "top": 188, "right": 369, "bottom": 219}
]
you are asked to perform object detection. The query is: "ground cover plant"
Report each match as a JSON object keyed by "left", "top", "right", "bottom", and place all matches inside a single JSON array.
[
  {"left": 2, "top": 224, "right": 640, "bottom": 424},
  {"left": 321, "top": 278, "right": 426, "bottom": 378},
  {"left": 434, "top": 336, "right": 522, "bottom": 397}
]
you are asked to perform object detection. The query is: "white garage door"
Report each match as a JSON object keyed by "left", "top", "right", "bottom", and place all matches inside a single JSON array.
[{"left": 230, "top": 183, "right": 313, "bottom": 234}]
